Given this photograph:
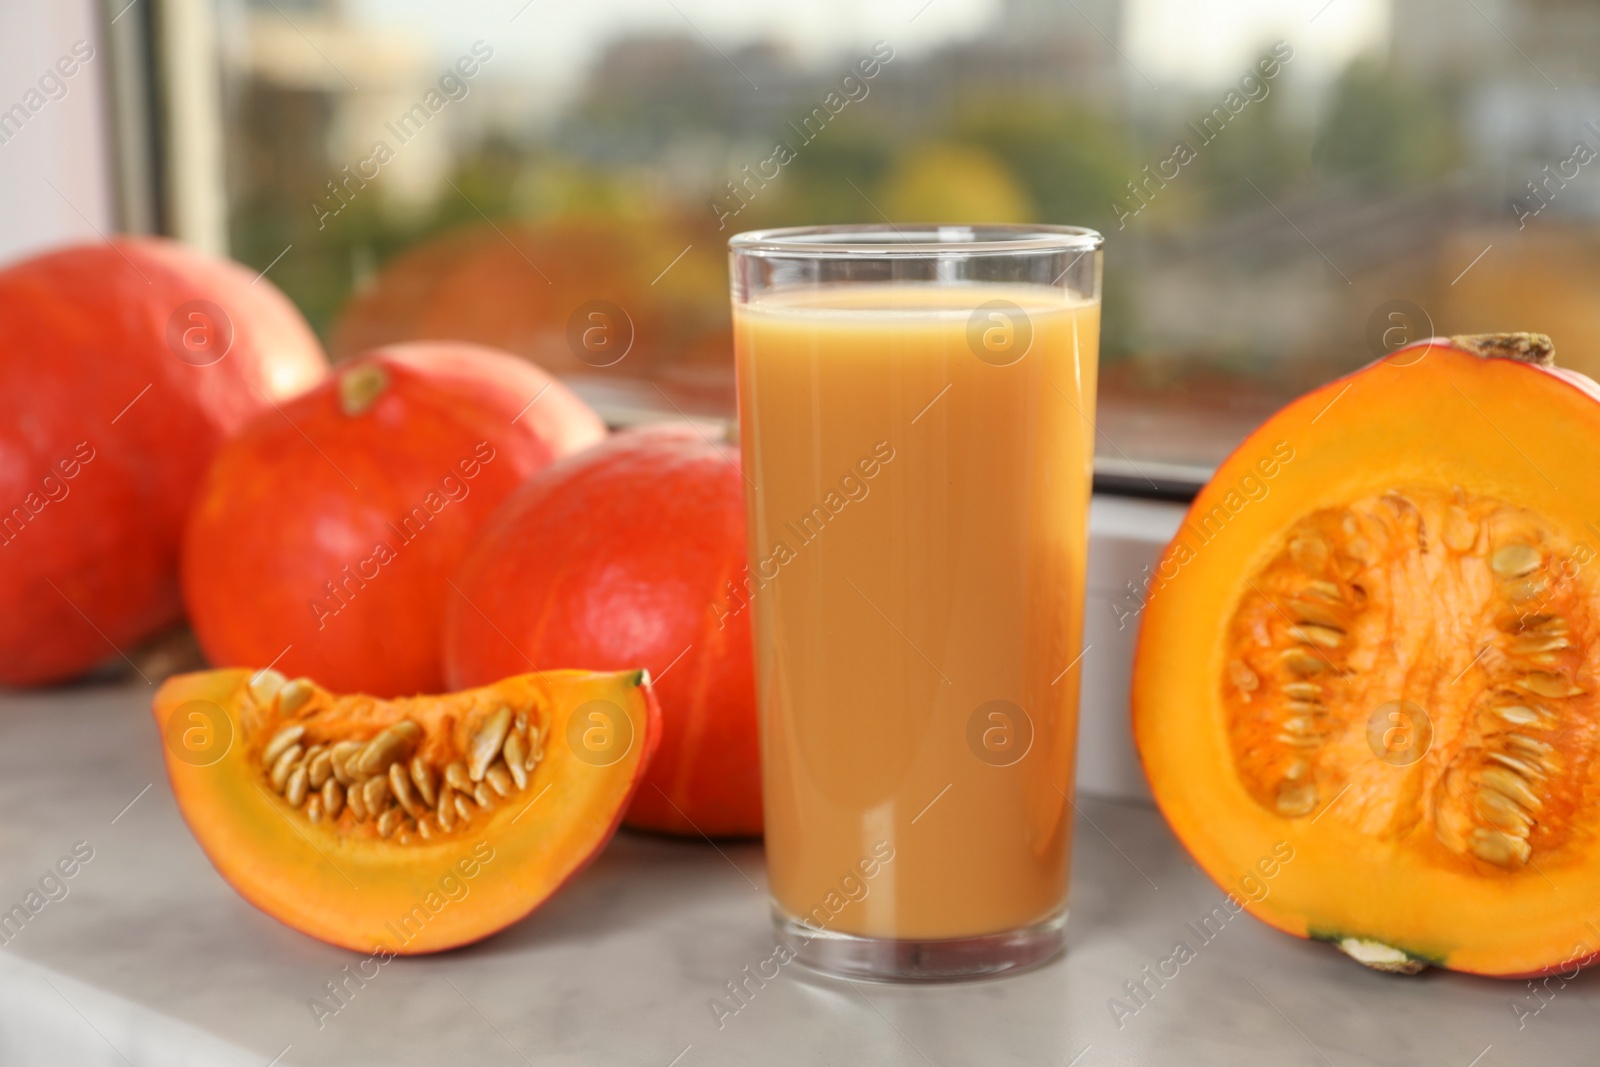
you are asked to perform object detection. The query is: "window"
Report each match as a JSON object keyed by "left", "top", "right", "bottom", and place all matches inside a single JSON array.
[{"left": 190, "top": 0, "right": 1600, "bottom": 487}]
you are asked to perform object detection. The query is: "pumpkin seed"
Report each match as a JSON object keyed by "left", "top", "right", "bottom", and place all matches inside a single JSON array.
[
  {"left": 248, "top": 669, "right": 288, "bottom": 705},
  {"left": 416, "top": 815, "right": 434, "bottom": 841},
  {"left": 469, "top": 706, "right": 513, "bottom": 782},
  {"left": 473, "top": 781, "right": 496, "bottom": 809},
  {"left": 1491, "top": 544, "right": 1540, "bottom": 578},
  {"left": 1290, "top": 600, "right": 1346, "bottom": 630},
  {"left": 306, "top": 795, "right": 325, "bottom": 824},
  {"left": 389, "top": 762, "right": 420, "bottom": 817},
  {"left": 362, "top": 775, "right": 389, "bottom": 814},
  {"left": 1481, "top": 765, "right": 1542, "bottom": 808},
  {"left": 1493, "top": 705, "right": 1544, "bottom": 727},
  {"left": 1304, "top": 579, "right": 1343, "bottom": 602},
  {"left": 307, "top": 750, "right": 333, "bottom": 790},
  {"left": 262, "top": 725, "right": 305, "bottom": 767},
  {"left": 454, "top": 794, "right": 476, "bottom": 823},
  {"left": 1288, "top": 624, "right": 1344, "bottom": 650},
  {"left": 1282, "top": 682, "right": 1322, "bottom": 701},
  {"left": 1282, "top": 649, "right": 1325, "bottom": 677},
  {"left": 1506, "top": 734, "right": 1555, "bottom": 759},
  {"left": 330, "top": 741, "right": 362, "bottom": 786},
  {"left": 410, "top": 757, "right": 437, "bottom": 808},
  {"left": 1477, "top": 790, "right": 1534, "bottom": 834},
  {"left": 347, "top": 779, "right": 368, "bottom": 821},
  {"left": 377, "top": 808, "right": 404, "bottom": 839},
  {"left": 1469, "top": 828, "right": 1531, "bottom": 867},
  {"left": 322, "top": 779, "right": 344, "bottom": 819},
  {"left": 444, "top": 760, "right": 473, "bottom": 794},
  {"left": 278, "top": 677, "right": 314, "bottom": 714},
  {"left": 270, "top": 745, "right": 303, "bottom": 792},
  {"left": 285, "top": 765, "right": 309, "bottom": 807},
  {"left": 1515, "top": 672, "right": 1583, "bottom": 699},
  {"left": 436, "top": 786, "right": 457, "bottom": 830},
  {"left": 1487, "top": 751, "right": 1546, "bottom": 781},
  {"left": 1275, "top": 781, "right": 1317, "bottom": 817},
  {"left": 486, "top": 762, "right": 513, "bottom": 798},
  {"left": 356, "top": 722, "right": 421, "bottom": 777},
  {"left": 1511, "top": 633, "right": 1569, "bottom": 655},
  {"left": 503, "top": 732, "right": 529, "bottom": 790}
]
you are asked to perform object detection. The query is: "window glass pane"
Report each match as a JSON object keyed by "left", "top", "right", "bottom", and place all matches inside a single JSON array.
[{"left": 217, "top": 0, "right": 1599, "bottom": 475}]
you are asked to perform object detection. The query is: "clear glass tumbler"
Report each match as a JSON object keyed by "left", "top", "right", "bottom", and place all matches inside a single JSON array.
[{"left": 728, "top": 224, "right": 1103, "bottom": 980}]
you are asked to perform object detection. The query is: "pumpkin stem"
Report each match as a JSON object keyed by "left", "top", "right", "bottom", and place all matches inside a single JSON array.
[
  {"left": 339, "top": 363, "right": 390, "bottom": 415},
  {"left": 1450, "top": 332, "right": 1555, "bottom": 367}
]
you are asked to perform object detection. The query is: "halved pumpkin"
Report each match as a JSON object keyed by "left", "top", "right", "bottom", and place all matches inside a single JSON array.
[
  {"left": 152, "top": 667, "right": 659, "bottom": 953},
  {"left": 1134, "top": 334, "right": 1600, "bottom": 977}
]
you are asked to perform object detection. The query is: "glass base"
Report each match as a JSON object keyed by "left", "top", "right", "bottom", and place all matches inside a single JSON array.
[{"left": 774, "top": 906, "right": 1067, "bottom": 982}]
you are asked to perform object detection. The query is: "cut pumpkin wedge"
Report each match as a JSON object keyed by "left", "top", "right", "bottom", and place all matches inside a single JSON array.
[{"left": 152, "top": 667, "right": 660, "bottom": 954}]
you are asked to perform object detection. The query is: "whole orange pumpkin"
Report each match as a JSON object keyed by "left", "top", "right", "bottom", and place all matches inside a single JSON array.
[
  {"left": 443, "top": 424, "right": 761, "bottom": 837},
  {"left": 181, "top": 342, "right": 605, "bottom": 697},
  {"left": 0, "top": 238, "right": 326, "bottom": 686}
]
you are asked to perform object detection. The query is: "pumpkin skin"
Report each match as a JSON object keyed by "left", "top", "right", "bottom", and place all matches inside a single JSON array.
[
  {"left": 181, "top": 343, "right": 606, "bottom": 697},
  {"left": 444, "top": 425, "right": 760, "bottom": 837},
  {"left": 1133, "top": 334, "right": 1600, "bottom": 978},
  {"left": 152, "top": 666, "right": 660, "bottom": 953},
  {"left": 0, "top": 238, "right": 327, "bottom": 686}
]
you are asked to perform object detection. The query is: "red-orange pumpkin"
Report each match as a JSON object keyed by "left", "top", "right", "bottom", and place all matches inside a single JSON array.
[
  {"left": 0, "top": 238, "right": 327, "bottom": 685},
  {"left": 182, "top": 343, "right": 606, "bottom": 697},
  {"left": 443, "top": 425, "right": 761, "bottom": 836}
]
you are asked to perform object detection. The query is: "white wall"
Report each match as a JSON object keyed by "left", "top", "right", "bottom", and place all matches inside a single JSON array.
[{"left": 0, "top": 0, "right": 116, "bottom": 268}]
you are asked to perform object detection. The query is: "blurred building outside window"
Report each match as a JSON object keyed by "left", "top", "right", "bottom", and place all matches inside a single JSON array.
[{"left": 210, "top": 0, "right": 1600, "bottom": 483}]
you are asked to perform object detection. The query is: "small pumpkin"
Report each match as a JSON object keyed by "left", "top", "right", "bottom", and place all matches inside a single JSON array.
[
  {"left": 444, "top": 424, "right": 760, "bottom": 837},
  {"left": 181, "top": 342, "right": 606, "bottom": 697},
  {"left": 1134, "top": 333, "right": 1600, "bottom": 977},
  {"left": 328, "top": 216, "right": 714, "bottom": 379},
  {"left": 0, "top": 238, "right": 327, "bottom": 686},
  {"left": 152, "top": 666, "right": 659, "bottom": 953}
]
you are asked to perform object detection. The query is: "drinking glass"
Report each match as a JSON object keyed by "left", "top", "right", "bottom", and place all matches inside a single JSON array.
[{"left": 728, "top": 224, "right": 1103, "bottom": 980}]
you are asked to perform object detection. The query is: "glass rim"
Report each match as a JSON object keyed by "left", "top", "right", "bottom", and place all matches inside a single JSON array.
[{"left": 728, "top": 223, "right": 1103, "bottom": 258}]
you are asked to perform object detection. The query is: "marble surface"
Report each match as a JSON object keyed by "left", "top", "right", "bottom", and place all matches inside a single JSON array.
[{"left": 1, "top": 680, "right": 1595, "bottom": 1066}]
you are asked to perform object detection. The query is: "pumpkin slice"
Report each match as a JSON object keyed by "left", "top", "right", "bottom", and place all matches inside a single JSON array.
[
  {"left": 152, "top": 667, "right": 659, "bottom": 953},
  {"left": 1134, "top": 334, "right": 1600, "bottom": 978}
]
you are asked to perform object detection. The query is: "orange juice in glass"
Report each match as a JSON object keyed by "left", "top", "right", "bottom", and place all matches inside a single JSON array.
[{"left": 729, "top": 225, "right": 1102, "bottom": 980}]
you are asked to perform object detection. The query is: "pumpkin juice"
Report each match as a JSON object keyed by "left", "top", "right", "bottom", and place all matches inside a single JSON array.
[{"left": 733, "top": 284, "right": 1100, "bottom": 941}]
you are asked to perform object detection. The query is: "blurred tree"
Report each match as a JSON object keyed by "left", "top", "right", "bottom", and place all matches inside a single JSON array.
[
  {"left": 952, "top": 97, "right": 1132, "bottom": 232},
  {"left": 1188, "top": 74, "right": 1315, "bottom": 215},
  {"left": 1311, "top": 57, "right": 1464, "bottom": 187},
  {"left": 877, "top": 141, "right": 1035, "bottom": 222}
]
